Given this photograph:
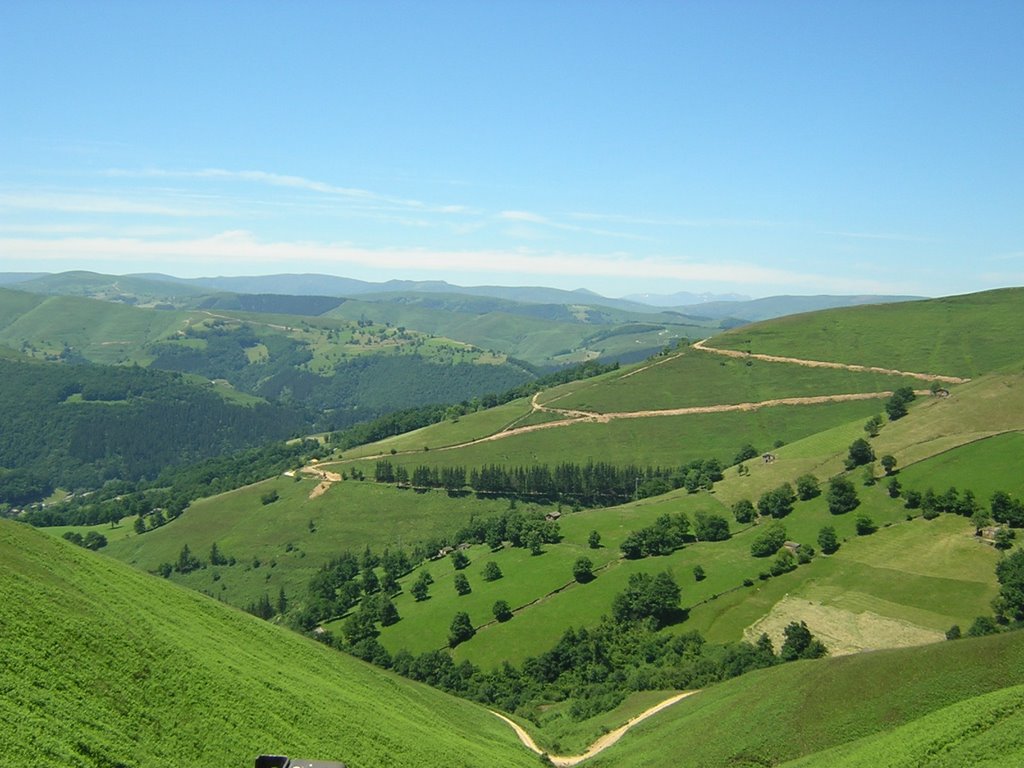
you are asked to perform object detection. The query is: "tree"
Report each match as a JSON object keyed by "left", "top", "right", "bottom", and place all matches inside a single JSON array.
[
  {"left": 588, "top": 530, "right": 602, "bottom": 549},
  {"left": 411, "top": 572, "right": 430, "bottom": 601},
  {"left": 758, "top": 483, "right": 796, "bottom": 519},
  {"left": 453, "top": 573, "right": 471, "bottom": 595},
  {"left": 176, "top": 543, "right": 201, "bottom": 574},
  {"left": 450, "top": 549, "right": 470, "bottom": 570},
  {"left": 361, "top": 567, "right": 379, "bottom": 594},
  {"left": 817, "top": 525, "right": 839, "bottom": 554},
  {"left": 734, "top": 443, "right": 759, "bottom": 464},
  {"left": 693, "top": 564, "right": 706, "bottom": 582},
  {"left": 770, "top": 548, "right": 796, "bottom": 576},
  {"left": 795, "top": 474, "right": 820, "bottom": 500},
  {"left": 750, "top": 522, "right": 787, "bottom": 557},
  {"left": 994, "top": 527, "right": 1016, "bottom": 551},
  {"left": 276, "top": 586, "right": 288, "bottom": 615},
  {"left": 887, "top": 477, "right": 902, "bottom": 498},
  {"left": 261, "top": 489, "right": 279, "bottom": 505},
  {"left": 732, "top": 499, "right": 756, "bottom": 524},
  {"left": 880, "top": 455, "right": 898, "bottom": 475},
  {"left": 864, "top": 414, "right": 883, "bottom": 437},
  {"left": 694, "top": 511, "right": 730, "bottom": 541},
  {"left": 993, "top": 549, "right": 1024, "bottom": 622},
  {"left": 885, "top": 386, "right": 916, "bottom": 421},
  {"left": 378, "top": 598, "right": 400, "bottom": 626},
  {"left": 482, "top": 561, "right": 503, "bottom": 581},
  {"left": 573, "top": 556, "right": 594, "bottom": 583},
  {"left": 845, "top": 438, "right": 875, "bottom": 469},
  {"left": 493, "top": 600, "right": 512, "bottom": 622},
  {"left": 855, "top": 514, "right": 877, "bottom": 535},
  {"left": 967, "top": 615, "right": 999, "bottom": 637},
  {"left": 526, "top": 530, "right": 543, "bottom": 556},
  {"left": 134, "top": 515, "right": 146, "bottom": 535},
  {"left": 611, "top": 571, "right": 681, "bottom": 627},
  {"left": 448, "top": 611, "right": 475, "bottom": 647},
  {"left": 827, "top": 477, "right": 859, "bottom": 515},
  {"left": 209, "top": 541, "right": 227, "bottom": 566},
  {"left": 779, "top": 621, "right": 827, "bottom": 660}
]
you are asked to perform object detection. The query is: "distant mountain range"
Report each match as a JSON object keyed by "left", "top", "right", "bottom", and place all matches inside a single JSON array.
[{"left": 2, "top": 270, "right": 924, "bottom": 324}]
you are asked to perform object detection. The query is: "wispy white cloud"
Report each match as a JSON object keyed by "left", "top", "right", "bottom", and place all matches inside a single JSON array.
[
  {"left": 106, "top": 167, "right": 470, "bottom": 215},
  {"left": 0, "top": 191, "right": 225, "bottom": 217}
]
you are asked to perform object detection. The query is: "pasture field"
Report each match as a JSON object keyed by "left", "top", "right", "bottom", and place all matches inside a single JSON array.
[
  {"left": 710, "top": 287, "right": 1024, "bottom": 378},
  {"left": 541, "top": 348, "right": 925, "bottom": 413},
  {"left": 585, "top": 629, "right": 1024, "bottom": 768},
  {"left": 780, "top": 684, "right": 1024, "bottom": 768},
  {"left": 340, "top": 397, "right": 537, "bottom": 459},
  {"left": 363, "top": 474, "right": 999, "bottom": 667},
  {"left": 336, "top": 398, "right": 888, "bottom": 473},
  {"left": 102, "top": 475, "right": 514, "bottom": 607},
  {"left": 0, "top": 294, "right": 183, "bottom": 364},
  {"left": 896, "top": 430, "right": 1024, "bottom": 499},
  {"left": 0, "top": 520, "right": 533, "bottom": 768}
]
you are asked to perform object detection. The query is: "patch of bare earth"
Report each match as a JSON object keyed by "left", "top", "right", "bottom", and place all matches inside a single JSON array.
[{"left": 744, "top": 595, "right": 944, "bottom": 656}]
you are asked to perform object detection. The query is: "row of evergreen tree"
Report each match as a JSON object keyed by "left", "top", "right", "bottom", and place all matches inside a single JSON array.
[{"left": 373, "top": 457, "right": 724, "bottom": 505}]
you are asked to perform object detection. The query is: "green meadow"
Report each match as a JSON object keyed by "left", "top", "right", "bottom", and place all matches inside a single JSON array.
[
  {"left": 0, "top": 520, "right": 533, "bottom": 768},
  {"left": 542, "top": 348, "right": 924, "bottom": 413},
  {"left": 584, "top": 629, "right": 1024, "bottom": 768},
  {"left": 710, "top": 287, "right": 1024, "bottom": 378}
]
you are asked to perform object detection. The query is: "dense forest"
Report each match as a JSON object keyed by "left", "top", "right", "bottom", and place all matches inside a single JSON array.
[{"left": 0, "top": 358, "right": 304, "bottom": 496}]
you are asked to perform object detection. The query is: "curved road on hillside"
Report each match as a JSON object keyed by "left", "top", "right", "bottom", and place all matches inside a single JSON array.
[
  {"left": 691, "top": 339, "right": 970, "bottom": 384},
  {"left": 492, "top": 691, "right": 697, "bottom": 766},
  {"left": 322, "top": 341, "right": 960, "bottom": 465}
]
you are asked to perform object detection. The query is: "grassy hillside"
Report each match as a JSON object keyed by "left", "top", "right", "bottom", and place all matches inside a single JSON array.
[
  {"left": 0, "top": 520, "right": 533, "bottom": 768},
  {"left": 101, "top": 474, "right": 516, "bottom": 607},
  {"left": 586, "top": 629, "right": 1024, "bottom": 767},
  {"left": 710, "top": 287, "right": 1024, "bottom": 378}
]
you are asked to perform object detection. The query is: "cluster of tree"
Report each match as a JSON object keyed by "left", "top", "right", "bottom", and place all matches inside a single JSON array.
[
  {"left": 448, "top": 508, "right": 562, "bottom": 556},
  {"left": 758, "top": 483, "right": 797, "bottom": 518},
  {"left": 245, "top": 587, "right": 290, "bottom": 620},
  {"left": 991, "top": 491, "right": 1024, "bottom": 527},
  {"left": 610, "top": 571, "right": 682, "bottom": 627},
  {"left": 373, "top": 458, "right": 723, "bottom": 506},
  {"left": 620, "top": 513, "right": 692, "bottom": 558},
  {"left": 885, "top": 386, "right": 917, "bottom": 420},
  {"left": 298, "top": 545, "right": 415, "bottom": 627},
  {"left": 827, "top": 477, "right": 860, "bottom": 515},
  {"left": 61, "top": 530, "right": 107, "bottom": 550},
  {"left": 903, "top": 485, "right": 980, "bottom": 520},
  {"left": 322, "top": 585, "right": 826, "bottom": 727}
]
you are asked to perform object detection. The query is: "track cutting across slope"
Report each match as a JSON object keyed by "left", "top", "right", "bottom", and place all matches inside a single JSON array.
[{"left": 492, "top": 691, "right": 697, "bottom": 766}]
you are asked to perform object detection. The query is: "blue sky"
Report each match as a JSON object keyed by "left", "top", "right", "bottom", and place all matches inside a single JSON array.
[{"left": 1, "top": 1, "right": 1022, "bottom": 298}]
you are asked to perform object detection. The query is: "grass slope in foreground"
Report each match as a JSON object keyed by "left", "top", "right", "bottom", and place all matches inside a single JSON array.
[
  {"left": 0, "top": 520, "right": 532, "bottom": 768},
  {"left": 587, "top": 629, "right": 1024, "bottom": 767}
]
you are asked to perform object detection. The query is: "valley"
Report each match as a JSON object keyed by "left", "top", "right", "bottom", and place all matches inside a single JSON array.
[{"left": 3, "top": 278, "right": 1024, "bottom": 767}]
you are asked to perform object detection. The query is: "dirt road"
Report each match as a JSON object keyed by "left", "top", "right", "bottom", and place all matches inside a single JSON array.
[
  {"left": 692, "top": 339, "right": 970, "bottom": 384},
  {"left": 492, "top": 691, "right": 697, "bottom": 766}
]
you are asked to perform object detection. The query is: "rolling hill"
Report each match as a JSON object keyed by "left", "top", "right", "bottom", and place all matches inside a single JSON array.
[
  {"left": 0, "top": 519, "right": 535, "bottom": 768},
  {"left": 16, "top": 286, "right": 1024, "bottom": 766}
]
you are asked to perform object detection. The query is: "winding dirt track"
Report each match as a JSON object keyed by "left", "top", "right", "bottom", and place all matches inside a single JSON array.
[
  {"left": 691, "top": 339, "right": 970, "bottom": 384},
  {"left": 492, "top": 691, "right": 697, "bottom": 766},
  {"left": 325, "top": 340, "right": 963, "bottom": 465}
]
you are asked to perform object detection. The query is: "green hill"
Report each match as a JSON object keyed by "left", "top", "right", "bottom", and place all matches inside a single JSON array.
[
  {"left": 711, "top": 287, "right": 1024, "bottom": 378},
  {"left": 587, "top": 629, "right": 1024, "bottom": 767},
  {"left": 0, "top": 519, "right": 533, "bottom": 768}
]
